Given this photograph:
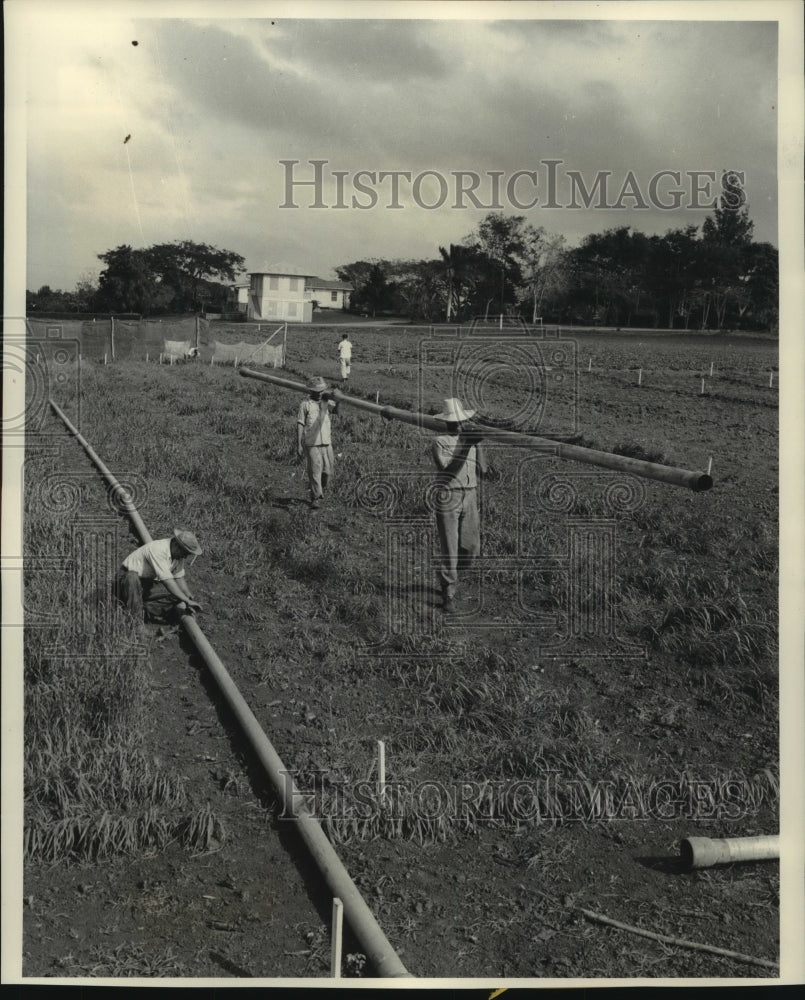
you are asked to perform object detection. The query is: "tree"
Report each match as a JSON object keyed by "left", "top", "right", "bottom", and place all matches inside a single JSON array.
[
  {"left": 93, "top": 241, "right": 245, "bottom": 314},
  {"left": 695, "top": 176, "right": 756, "bottom": 329},
  {"left": 93, "top": 245, "right": 169, "bottom": 314},
  {"left": 472, "top": 213, "right": 526, "bottom": 315},
  {"left": 742, "top": 242, "right": 778, "bottom": 330},
  {"left": 515, "top": 226, "right": 569, "bottom": 324},
  {"left": 145, "top": 241, "right": 245, "bottom": 312},
  {"left": 73, "top": 273, "right": 98, "bottom": 312},
  {"left": 362, "top": 264, "right": 392, "bottom": 317},
  {"left": 334, "top": 261, "right": 378, "bottom": 312},
  {"left": 643, "top": 226, "right": 699, "bottom": 328}
]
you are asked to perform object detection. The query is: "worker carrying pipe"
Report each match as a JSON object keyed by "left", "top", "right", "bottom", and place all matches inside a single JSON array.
[
  {"left": 431, "top": 398, "right": 487, "bottom": 611},
  {"left": 238, "top": 368, "right": 714, "bottom": 492}
]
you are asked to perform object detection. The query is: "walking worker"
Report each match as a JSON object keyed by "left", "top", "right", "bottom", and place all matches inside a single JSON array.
[
  {"left": 297, "top": 375, "right": 339, "bottom": 510},
  {"left": 337, "top": 333, "right": 352, "bottom": 385},
  {"left": 431, "top": 399, "right": 487, "bottom": 612},
  {"left": 116, "top": 529, "right": 203, "bottom": 621}
]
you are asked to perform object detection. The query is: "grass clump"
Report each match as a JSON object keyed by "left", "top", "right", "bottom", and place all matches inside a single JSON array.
[{"left": 23, "top": 447, "right": 224, "bottom": 863}]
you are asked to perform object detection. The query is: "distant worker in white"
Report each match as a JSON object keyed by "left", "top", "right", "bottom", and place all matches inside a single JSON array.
[
  {"left": 116, "top": 529, "right": 203, "bottom": 621},
  {"left": 431, "top": 399, "right": 487, "bottom": 612},
  {"left": 337, "top": 333, "right": 352, "bottom": 386},
  {"left": 297, "top": 375, "right": 339, "bottom": 510}
]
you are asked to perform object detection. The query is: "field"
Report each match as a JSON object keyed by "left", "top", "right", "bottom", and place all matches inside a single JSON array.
[{"left": 22, "top": 322, "right": 780, "bottom": 979}]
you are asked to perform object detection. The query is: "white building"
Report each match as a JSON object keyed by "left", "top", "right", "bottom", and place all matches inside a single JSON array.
[
  {"left": 247, "top": 263, "right": 314, "bottom": 323},
  {"left": 226, "top": 282, "right": 250, "bottom": 318},
  {"left": 307, "top": 277, "right": 353, "bottom": 310}
]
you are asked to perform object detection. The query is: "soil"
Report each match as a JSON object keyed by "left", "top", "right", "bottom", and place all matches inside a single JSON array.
[{"left": 21, "top": 328, "right": 780, "bottom": 981}]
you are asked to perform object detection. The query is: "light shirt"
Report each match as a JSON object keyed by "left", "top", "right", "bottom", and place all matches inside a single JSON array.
[
  {"left": 297, "top": 398, "right": 336, "bottom": 447},
  {"left": 338, "top": 339, "right": 352, "bottom": 360},
  {"left": 432, "top": 435, "right": 478, "bottom": 489},
  {"left": 123, "top": 538, "right": 186, "bottom": 581}
]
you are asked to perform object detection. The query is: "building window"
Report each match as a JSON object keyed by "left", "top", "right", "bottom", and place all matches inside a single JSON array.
[
  {"left": 289, "top": 277, "right": 299, "bottom": 292},
  {"left": 267, "top": 300, "right": 278, "bottom": 316},
  {"left": 269, "top": 275, "right": 279, "bottom": 291},
  {"left": 288, "top": 302, "right": 297, "bottom": 317},
  {"left": 331, "top": 290, "right": 338, "bottom": 302}
]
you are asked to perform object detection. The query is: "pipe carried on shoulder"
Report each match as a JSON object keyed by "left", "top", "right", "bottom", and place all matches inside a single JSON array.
[
  {"left": 239, "top": 367, "right": 713, "bottom": 492},
  {"left": 680, "top": 835, "right": 779, "bottom": 869}
]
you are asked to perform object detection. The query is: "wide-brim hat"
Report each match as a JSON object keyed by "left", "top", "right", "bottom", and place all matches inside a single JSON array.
[
  {"left": 307, "top": 375, "right": 329, "bottom": 392},
  {"left": 173, "top": 528, "right": 202, "bottom": 556},
  {"left": 435, "top": 398, "right": 476, "bottom": 422}
]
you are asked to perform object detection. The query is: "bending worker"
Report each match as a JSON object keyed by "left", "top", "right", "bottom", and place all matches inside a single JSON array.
[
  {"left": 116, "top": 528, "right": 203, "bottom": 621},
  {"left": 297, "top": 375, "right": 339, "bottom": 510},
  {"left": 431, "top": 398, "right": 487, "bottom": 612}
]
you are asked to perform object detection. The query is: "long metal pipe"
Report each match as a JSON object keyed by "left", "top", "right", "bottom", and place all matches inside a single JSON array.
[
  {"left": 47, "top": 397, "right": 411, "bottom": 979},
  {"left": 239, "top": 367, "right": 713, "bottom": 492},
  {"left": 680, "top": 835, "right": 779, "bottom": 869}
]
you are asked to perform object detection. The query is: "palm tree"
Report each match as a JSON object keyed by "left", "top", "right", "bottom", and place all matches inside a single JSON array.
[{"left": 438, "top": 243, "right": 479, "bottom": 322}]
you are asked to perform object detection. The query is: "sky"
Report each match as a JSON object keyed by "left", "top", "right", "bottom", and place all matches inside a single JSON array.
[{"left": 11, "top": 1, "right": 782, "bottom": 292}]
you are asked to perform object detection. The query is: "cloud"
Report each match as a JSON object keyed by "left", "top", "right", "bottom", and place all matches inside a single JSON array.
[
  {"left": 259, "top": 18, "right": 449, "bottom": 82},
  {"left": 16, "top": 8, "right": 780, "bottom": 290}
]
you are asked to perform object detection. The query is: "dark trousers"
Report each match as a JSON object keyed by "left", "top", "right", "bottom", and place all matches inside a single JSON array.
[{"left": 115, "top": 568, "right": 154, "bottom": 619}]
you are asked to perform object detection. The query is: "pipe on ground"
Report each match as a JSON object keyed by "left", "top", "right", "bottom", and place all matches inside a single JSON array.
[
  {"left": 238, "top": 367, "right": 713, "bottom": 492},
  {"left": 47, "top": 397, "right": 411, "bottom": 979},
  {"left": 680, "top": 835, "right": 779, "bottom": 869}
]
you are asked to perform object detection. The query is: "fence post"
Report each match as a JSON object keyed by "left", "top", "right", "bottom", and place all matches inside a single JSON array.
[
  {"left": 331, "top": 898, "right": 343, "bottom": 978},
  {"left": 110, "top": 315, "right": 115, "bottom": 361}
]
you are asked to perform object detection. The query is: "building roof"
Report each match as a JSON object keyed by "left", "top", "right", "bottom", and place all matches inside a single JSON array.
[
  {"left": 250, "top": 261, "right": 311, "bottom": 277},
  {"left": 306, "top": 277, "right": 354, "bottom": 291}
]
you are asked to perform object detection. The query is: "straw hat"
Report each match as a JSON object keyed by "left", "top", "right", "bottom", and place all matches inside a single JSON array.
[
  {"left": 307, "top": 375, "right": 329, "bottom": 392},
  {"left": 173, "top": 528, "right": 202, "bottom": 556},
  {"left": 435, "top": 398, "right": 476, "bottom": 422}
]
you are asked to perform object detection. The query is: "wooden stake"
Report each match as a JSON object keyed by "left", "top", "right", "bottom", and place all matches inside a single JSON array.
[
  {"left": 579, "top": 908, "right": 778, "bottom": 971},
  {"left": 588, "top": 357, "right": 592, "bottom": 372},
  {"left": 103, "top": 353, "right": 107, "bottom": 365},
  {"left": 707, "top": 457, "right": 713, "bottom": 476},
  {"left": 146, "top": 352, "right": 149, "bottom": 363},
  {"left": 709, "top": 361, "right": 714, "bottom": 377},
  {"left": 331, "top": 898, "right": 343, "bottom": 977},
  {"left": 376, "top": 391, "right": 380, "bottom": 404},
  {"left": 638, "top": 368, "right": 642, "bottom": 386},
  {"left": 387, "top": 341, "right": 391, "bottom": 367},
  {"left": 159, "top": 353, "right": 163, "bottom": 364},
  {"left": 378, "top": 740, "right": 386, "bottom": 805},
  {"left": 769, "top": 370, "right": 774, "bottom": 388},
  {"left": 700, "top": 379, "right": 705, "bottom": 395}
]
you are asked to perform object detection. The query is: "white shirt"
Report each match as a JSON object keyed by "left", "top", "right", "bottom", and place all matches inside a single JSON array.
[
  {"left": 432, "top": 435, "right": 478, "bottom": 489},
  {"left": 297, "top": 398, "right": 336, "bottom": 447},
  {"left": 123, "top": 538, "right": 186, "bottom": 581},
  {"left": 338, "top": 339, "right": 352, "bottom": 360}
]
